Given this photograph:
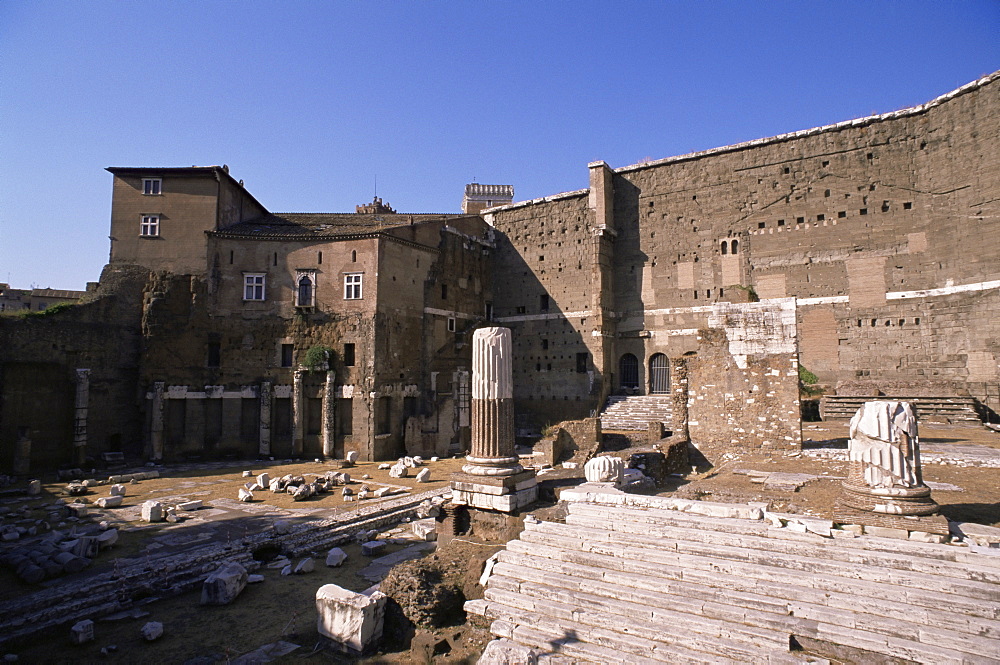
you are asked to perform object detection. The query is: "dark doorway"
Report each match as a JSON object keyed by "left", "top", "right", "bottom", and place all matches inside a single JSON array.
[{"left": 619, "top": 354, "right": 639, "bottom": 391}]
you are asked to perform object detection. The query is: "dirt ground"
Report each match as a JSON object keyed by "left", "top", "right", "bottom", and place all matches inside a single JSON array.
[{"left": 2, "top": 422, "right": 999, "bottom": 663}]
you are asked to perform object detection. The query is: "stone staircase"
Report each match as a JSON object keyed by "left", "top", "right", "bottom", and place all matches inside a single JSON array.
[
  {"left": 821, "top": 395, "right": 982, "bottom": 425},
  {"left": 600, "top": 395, "right": 673, "bottom": 431},
  {"left": 467, "top": 498, "right": 1000, "bottom": 664}
]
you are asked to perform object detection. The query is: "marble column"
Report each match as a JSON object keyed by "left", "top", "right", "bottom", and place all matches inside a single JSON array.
[
  {"left": 258, "top": 381, "right": 272, "bottom": 457},
  {"left": 292, "top": 369, "right": 305, "bottom": 456},
  {"left": 73, "top": 369, "right": 90, "bottom": 465},
  {"left": 150, "top": 382, "right": 165, "bottom": 461},
  {"left": 463, "top": 327, "right": 521, "bottom": 476},
  {"left": 322, "top": 371, "right": 336, "bottom": 458},
  {"left": 451, "top": 327, "right": 537, "bottom": 513}
]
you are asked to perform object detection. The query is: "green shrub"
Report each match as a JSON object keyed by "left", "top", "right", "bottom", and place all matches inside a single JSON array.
[{"left": 303, "top": 344, "right": 332, "bottom": 370}]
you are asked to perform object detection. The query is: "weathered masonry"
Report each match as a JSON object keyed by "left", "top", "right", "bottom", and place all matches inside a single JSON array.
[
  {"left": 1, "top": 72, "right": 998, "bottom": 469},
  {"left": 485, "top": 71, "right": 1000, "bottom": 442}
]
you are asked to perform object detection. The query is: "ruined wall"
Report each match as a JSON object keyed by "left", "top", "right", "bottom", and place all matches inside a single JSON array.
[
  {"left": 685, "top": 300, "right": 801, "bottom": 450},
  {"left": 0, "top": 264, "right": 149, "bottom": 471}
]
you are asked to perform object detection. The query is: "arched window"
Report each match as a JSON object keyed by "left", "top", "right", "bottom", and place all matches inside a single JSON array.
[
  {"left": 296, "top": 274, "right": 314, "bottom": 308},
  {"left": 351, "top": 250, "right": 357, "bottom": 262},
  {"left": 619, "top": 354, "right": 639, "bottom": 391},
  {"left": 721, "top": 241, "right": 728, "bottom": 255},
  {"left": 731, "top": 239, "right": 738, "bottom": 254},
  {"left": 649, "top": 353, "right": 669, "bottom": 394}
]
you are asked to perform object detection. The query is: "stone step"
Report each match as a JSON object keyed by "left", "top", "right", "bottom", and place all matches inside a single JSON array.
[
  {"left": 486, "top": 570, "right": 789, "bottom": 652},
  {"left": 563, "top": 505, "right": 1000, "bottom": 586},
  {"left": 509, "top": 528, "right": 1000, "bottom": 623},
  {"left": 820, "top": 395, "right": 981, "bottom": 422},
  {"left": 497, "top": 538, "right": 999, "bottom": 662},
  {"left": 494, "top": 549, "right": 1000, "bottom": 649},
  {"left": 566, "top": 501, "right": 993, "bottom": 566},
  {"left": 473, "top": 594, "right": 767, "bottom": 664}
]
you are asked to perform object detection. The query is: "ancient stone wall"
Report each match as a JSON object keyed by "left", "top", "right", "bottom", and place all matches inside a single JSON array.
[
  {"left": 0, "top": 264, "right": 149, "bottom": 471},
  {"left": 488, "top": 72, "right": 1000, "bottom": 431},
  {"left": 685, "top": 300, "right": 801, "bottom": 450}
]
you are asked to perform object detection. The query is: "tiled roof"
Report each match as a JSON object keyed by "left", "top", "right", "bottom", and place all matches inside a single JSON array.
[{"left": 212, "top": 212, "right": 467, "bottom": 239}]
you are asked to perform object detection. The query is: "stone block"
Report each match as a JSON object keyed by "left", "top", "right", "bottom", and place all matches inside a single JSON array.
[
  {"left": 140, "top": 621, "right": 163, "bottom": 641},
  {"left": 247, "top": 574, "right": 265, "bottom": 583},
  {"left": 374, "top": 487, "right": 396, "bottom": 498},
  {"left": 66, "top": 503, "right": 88, "bottom": 518},
  {"left": 141, "top": 501, "right": 163, "bottom": 522},
  {"left": 326, "top": 547, "right": 348, "bottom": 567},
  {"left": 109, "top": 484, "right": 126, "bottom": 497},
  {"left": 256, "top": 472, "right": 270, "bottom": 488},
  {"left": 315, "top": 584, "right": 387, "bottom": 654},
  {"left": 411, "top": 519, "right": 437, "bottom": 542},
  {"left": 176, "top": 500, "right": 202, "bottom": 511},
  {"left": 909, "top": 531, "right": 946, "bottom": 544},
  {"left": 294, "top": 558, "right": 314, "bottom": 574},
  {"left": 70, "top": 619, "right": 94, "bottom": 645},
  {"left": 415, "top": 468, "right": 431, "bottom": 483},
  {"left": 238, "top": 488, "right": 254, "bottom": 502},
  {"left": 201, "top": 562, "right": 248, "bottom": 605},
  {"left": 27, "top": 480, "right": 41, "bottom": 496},
  {"left": 478, "top": 639, "right": 538, "bottom": 665},
  {"left": 97, "top": 528, "right": 118, "bottom": 549},
  {"left": 865, "top": 526, "right": 909, "bottom": 540},
  {"left": 95, "top": 496, "right": 122, "bottom": 509},
  {"left": 361, "top": 541, "right": 387, "bottom": 557},
  {"left": 346, "top": 451, "right": 358, "bottom": 464},
  {"left": 389, "top": 464, "right": 408, "bottom": 478}
]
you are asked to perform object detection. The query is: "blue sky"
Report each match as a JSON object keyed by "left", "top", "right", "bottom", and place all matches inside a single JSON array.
[{"left": 1, "top": 1, "right": 997, "bottom": 289}]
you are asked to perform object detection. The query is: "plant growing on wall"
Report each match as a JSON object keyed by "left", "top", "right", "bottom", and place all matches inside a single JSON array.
[
  {"left": 303, "top": 344, "right": 332, "bottom": 371},
  {"left": 798, "top": 364, "right": 823, "bottom": 396}
]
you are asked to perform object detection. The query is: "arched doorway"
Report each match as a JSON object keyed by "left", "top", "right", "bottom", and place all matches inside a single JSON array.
[
  {"left": 619, "top": 354, "right": 639, "bottom": 392},
  {"left": 649, "top": 353, "right": 669, "bottom": 394}
]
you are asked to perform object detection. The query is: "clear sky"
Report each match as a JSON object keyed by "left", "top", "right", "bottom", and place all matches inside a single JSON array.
[{"left": 1, "top": 1, "right": 997, "bottom": 289}]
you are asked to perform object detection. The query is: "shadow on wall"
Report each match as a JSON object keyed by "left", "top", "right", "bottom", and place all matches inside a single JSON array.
[{"left": 490, "top": 231, "right": 601, "bottom": 437}]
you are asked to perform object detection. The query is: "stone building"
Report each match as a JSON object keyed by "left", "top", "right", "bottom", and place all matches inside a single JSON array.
[{"left": 1, "top": 71, "right": 998, "bottom": 470}]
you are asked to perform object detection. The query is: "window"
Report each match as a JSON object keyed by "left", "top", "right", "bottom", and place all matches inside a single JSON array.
[
  {"left": 539, "top": 294, "right": 549, "bottom": 311},
  {"left": 243, "top": 273, "right": 265, "bottom": 301},
  {"left": 344, "top": 273, "right": 362, "bottom": 299},
  {"left": 295, "top": 273, "right": 315, "bottom": 307},
  {"left": 485, "top": 302, "right": 493, "bottom": 320},
  {"left": 576, "top": 352, "right": 588, "bottom": 373},
  {"left": 280, "top": 344, "right": 294, "bottom": 367},
  {"left": 441, "top": 284, "right": 448, "bottom": 300},
  {"left": 343, "top": 343, "right": 355, "bottom": 367},
  {"left": 142, "top": 178, "right": 161, "bottom": 195},
  {"left": 447, "top": 317, "right": 456, "bottom": 332},
  {"left": 140, "top": 215, "right": 159, "bottom": 237},
  {"left": 721, "top": 241, "right": 728, "bottom": 255}
]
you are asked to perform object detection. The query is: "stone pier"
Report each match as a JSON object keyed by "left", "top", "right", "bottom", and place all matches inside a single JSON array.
[
  {"left": 73, "top": 369, "right": 90, "bottom": 466},
  {"left": 150, "top": 381, "right": 165, "bottom": 461},
  {"left": 451, "top": 327, "right": 537, "bottom": 512},
  {"left": 258, "top": 381, "right": 272, "bottom": 457},
  {"left": 292, "top": 369, "right": 305, "bottom": 456}
]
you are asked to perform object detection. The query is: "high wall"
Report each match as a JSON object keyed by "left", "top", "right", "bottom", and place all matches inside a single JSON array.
[
  {"left": 0, "top": 264, "right": 150, "bottom": 470},
  {"left": 488, "top": 71, "right": 1000, "bottom": 430}
]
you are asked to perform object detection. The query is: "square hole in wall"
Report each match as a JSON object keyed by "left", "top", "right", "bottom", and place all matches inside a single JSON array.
[
  {"left": 777, "top": 219, "right": 785, "bottom": 227},
  {"left": 860, "top": 208, "right": 868, "bottom": 215},
  {"left": 838, "top": 211, "right": 847, "bottom": 218},
  {"left": 758, "top": 222, "right": 765, "bottom": 229},
  {"left": 903, "top": 202, "right": 912, "bottom": 210},
  {"left": 817, "top": 214, "right": 825, "bottom": 221},
  {"left": 796, "top": 217, "right": 804, "bottom": 224}
]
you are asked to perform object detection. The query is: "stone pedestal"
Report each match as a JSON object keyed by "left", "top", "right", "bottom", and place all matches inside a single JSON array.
[
  {"left": 451, "top": 470, "right": 539, "bottom": 512},
  {"left": 835, "top": 401, "right": 945, "bottom": 535},
  {"left": 452, "top": 327, "right": 536, "bottom": 513},
  {"left": 315, "top": 584, "right": 386, "bottom": 654}
]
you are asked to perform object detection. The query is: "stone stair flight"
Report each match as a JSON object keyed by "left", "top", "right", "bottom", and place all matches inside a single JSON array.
[
  {"left": 600, "top": 395, "right": 673, "bottom": 431},
  {"left": 467, "top": 497, "right": 1000, "bottom": 664},
  {"left": 820, "top": 395, "right": 982, "bottom": 425}
]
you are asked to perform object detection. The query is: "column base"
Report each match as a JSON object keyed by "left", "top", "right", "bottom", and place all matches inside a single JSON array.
[
  {"left": 833, "top": 502, "right": 950, "bottom": 536},
  {"left": 450, "top": 470, "right": 538, "bottom": 513}
]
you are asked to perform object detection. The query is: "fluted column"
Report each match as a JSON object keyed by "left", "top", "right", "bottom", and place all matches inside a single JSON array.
[
  {"left": 258, "top": 381, "right": 272, "bottom": 457},
  {"left": 322, "top": 371, "right": 336, "bottom": 458},
  {"left": 73, "top": 369, "right": 90, "bottom": 466},
  {"left": 292, "top": 369, "right": 305, "bottom": 456},
  {"left": 150, "top": 382, "right": 165, "bottom": 461},
  {"left": 463, "top": 327, "right": 521, "bottom": 476}
]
